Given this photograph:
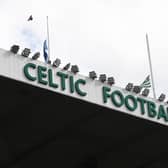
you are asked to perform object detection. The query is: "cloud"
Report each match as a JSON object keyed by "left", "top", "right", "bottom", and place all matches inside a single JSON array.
[{"left": 20, "top": 28, "right": 41, "bottom": 51}]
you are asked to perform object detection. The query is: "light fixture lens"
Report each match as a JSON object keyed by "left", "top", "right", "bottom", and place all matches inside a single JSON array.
[
  {"left": 158, "top": 93, "right": 166, "bottom": 102},
  {"left": 71, "top": 65, "right": 79, "bottom": 74},
  {"left": 10, "top": 45, "right": 20, "bottom": 54},
  {"left": 63, "top": 63, "right": 71, "bottom": 70},
  {"left": 107, "top": 77, "right": 115, "bottom": 85},
  {"left": 132, "top": 85, "right": 141, "bottom": 94},
  {"left": 125, "top": 83, "right": 133, "bottom": 91},
  {"left": 32, "top": 52, "right": 40, "bottom": 60},
  {"left": 89, "top": 71, "right": 97, "bottom": 79},
  {"left": 53, "top": 58, "right": 61, "bottom": 67},
  {"left": 141, "top": 88, "right": 150, "bottom": 97},
  {"left": 99, "top": 74, "right": 106, "bottom": 82},
  {"left": 21, "top": 48, "right": 31, "bottom": 57}
]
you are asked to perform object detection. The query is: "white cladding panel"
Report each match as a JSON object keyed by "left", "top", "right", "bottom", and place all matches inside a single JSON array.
[{"left": 0, "top": 48, "right": 167, "bottom": 126}]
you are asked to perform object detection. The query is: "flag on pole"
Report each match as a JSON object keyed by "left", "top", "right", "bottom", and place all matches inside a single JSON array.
[
  {"left": 43, "top": 40, "right": 48, "bottom": 63},
  {"left": 146, "top": 33, "right": 156, "bottom": 98},
  {"left": 27, "top": 15, "right": 33, "bottom": 21},
  {"left": 140, "top": 75, "right": 151, "bottom": 88}
]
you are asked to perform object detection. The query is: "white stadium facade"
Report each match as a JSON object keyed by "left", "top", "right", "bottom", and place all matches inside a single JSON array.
[{"left": 1, "top": 47, "right": 168, "bottom": 168}]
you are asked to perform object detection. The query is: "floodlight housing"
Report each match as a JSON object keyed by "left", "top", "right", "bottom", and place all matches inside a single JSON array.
[
  {"left": 125, "top": 83, "right": 133, "bottom": 91},
  {"left": 53, "top": 58, "right": 61, "bottom": 67},
  {"left": 141, "top": 88, "right": 150, "bottom": 97},
  {"left": 132, "top": 85, "right": 142, "bottom": 94},
  {"left": 63, "top": 63, "right": 71, "bottom": 70},
  {"left": 32, "top": 52, "right": 40, "bottom": 60},
  {"left": 71, "top": 65, "right": 79, "bottom": 74},
  {"left": 21, "top": 48, "right": 31, "bottom": 57},
  {"left": 107, "top": 77, "right": 115, "bottom": 85},
  {"left": 10, "top": 45, "right": 20, "bottom": 54},
  {"left": 89, "top": 71, "right": 97, "bottom": 80},
  {"left": 47, "top": 60, "right": 51, "bottom": 64},
  {"left": 158, "top": 93, "right": 166, "bottom": 102},
  {"left": 99, "top": 74, "right": 106, "bottom": 83}
]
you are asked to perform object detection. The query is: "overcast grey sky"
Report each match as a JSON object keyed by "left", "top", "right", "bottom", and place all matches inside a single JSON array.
[{"left": 0, "top": 0, "right": 168, "bottom": 98}]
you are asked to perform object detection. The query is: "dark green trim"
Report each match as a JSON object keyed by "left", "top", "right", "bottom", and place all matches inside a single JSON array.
[
  {"left": 125, "top": 95, "right": 137, "bottom": 112},
  {"left": 57, "top": 72, "right": 68, "bottom": 91},
  {"left": 102, "top": 86, "right": 111, "bottom": 103},
  {"left": 137, "top": 97, "right": 146, "bottom": 115},
  {"left": 48, "top": 69, "right": 58, "bottom": 88},
  {"left": 75, "top": 79, "right": 87, "bottom": 96},
  {"left": 147, "top": 101, "right": 157, "bottom": 118},
  {"left": 157, "top": 105, "right": 168, "bottom": 122},
  {"left": 37, "top": 66, "right": 48, "bottom": 85},
  {"left": 23, "top": 63, "right": 36, "bottom": 81},
  {"left": 111, "top": 90, "right": 124, "bottom": 107},
  {"left": 69, "top": 76, "right": 75, "bottom": 93}
]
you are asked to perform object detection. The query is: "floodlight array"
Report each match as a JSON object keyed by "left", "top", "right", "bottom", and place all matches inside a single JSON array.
[{"left": 9, "top": 45, "right": 168, "bottom": 104}]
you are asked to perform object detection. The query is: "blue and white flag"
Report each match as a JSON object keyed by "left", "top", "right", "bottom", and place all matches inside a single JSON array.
[{"left": 43, "top": 40, "right": 48, "bottom": 63}]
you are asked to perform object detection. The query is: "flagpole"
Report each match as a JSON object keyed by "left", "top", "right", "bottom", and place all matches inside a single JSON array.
[
  {"left": 46, "top": 16, "right": 51, "bottom": 61},
  {"left": 146, "top": 33, "right": 156, "bottom": 99}
]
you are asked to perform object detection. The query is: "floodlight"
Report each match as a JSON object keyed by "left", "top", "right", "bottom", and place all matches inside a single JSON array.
[
  {"left": 99, "top": 74, "right": 106, "bottom": 83},
  {"left": 125, "top": 83, "right": 133, "bottom": 91},
  {"left": 32, "top": 52, "right": 40, "bottom": 60},
  {"left": 10, "top": 45, "right": 20, "bottom": 54},
  {"left": 132, "top": 85, "right": 142, "bottom": 94},
  {"left": 47, "top": 60, "right": 51, "bottom": 64},
  {"left": 63, "top": 63, "right": 70, "bottom": 70},
  {"left": 141, "top": 88, "right": 150, "bottom": 97},
  {"left": 53, "top": 58, "right": 61, "bottom": 67},
  {"left": 71, "top": 65, "right": 79, "bottom": 74},
  {"left": 107, "top": 77, "right": 115, "bottom": 85},
  {"left": 89, "top": 71, "right": 97, "bottom": 80},
  {"left": 21, "top": 48, "right": 31, "bottom": 57},
  {"left": 158, "top": 93, "right": 166, "bottom": 102}
]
